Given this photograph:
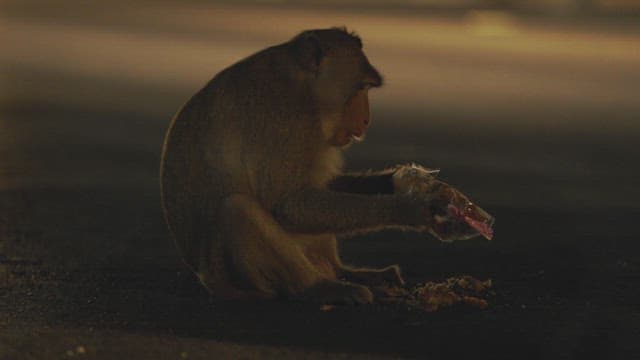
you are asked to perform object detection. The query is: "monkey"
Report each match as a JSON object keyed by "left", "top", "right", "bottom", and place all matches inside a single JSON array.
[{"left": 160, "top": 28, "right": 481, "bottom": 304}]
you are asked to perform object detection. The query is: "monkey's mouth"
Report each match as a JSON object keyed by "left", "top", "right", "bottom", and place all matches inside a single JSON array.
[
  {"left": 349, "top": 133, "right": 365, "bottom": 143},
  {"left": 332, "top": 130, "right": 366, "bottom": 147},
  {"left": 348, "top": 128, "right": 367, "bottom": 143}
]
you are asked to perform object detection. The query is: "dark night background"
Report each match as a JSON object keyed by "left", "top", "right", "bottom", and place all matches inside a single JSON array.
[{"left": 1, "top": 0, "right": 639, "bottom": 358}]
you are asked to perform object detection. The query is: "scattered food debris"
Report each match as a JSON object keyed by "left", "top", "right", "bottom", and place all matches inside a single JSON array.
[
  {"left": 65, "top": 345, "right": 87, "bottom": 357},
  {"left": 374, "top": 275, "right": 493, "bottom": 312},
  {"left": 320, "top": 304, "right": 336, "bottom": 312}
]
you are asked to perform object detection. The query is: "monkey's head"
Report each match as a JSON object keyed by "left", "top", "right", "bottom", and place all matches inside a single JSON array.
[{"left": 290, "top": 28, "right": 383, "bottom": 147}]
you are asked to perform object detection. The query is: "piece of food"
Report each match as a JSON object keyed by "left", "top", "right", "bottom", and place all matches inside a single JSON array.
[
  {"left": 392, "top": 164, "right": 441, "bottom": 196},
  {"left": 393, "top": 164, "right": 495, "bottom": 242},
  {"left": 428, "top": 182, "right": 495, "bottom": 242},
  {"left": 413, "top": 282, "right": 462, "bottom": 312},
  {"left": 462, "top": 296, "right": 489, "bottom": 310},
  {"left": 412, "top": 275, "right": 493, "bottom": 312},
  {"left": 373, "top": 275, "right": 493, "bottom": 312},
  {"left": 446, "top": 202, "right": 494, "bottom": 240},
  {"left": 447, "top": 275, "right": 492, "bottom": 293}
]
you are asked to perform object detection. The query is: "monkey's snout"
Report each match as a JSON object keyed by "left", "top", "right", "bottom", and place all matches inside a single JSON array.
[{"left": 350, "top": 134, "right": 365, "bottom": 143}]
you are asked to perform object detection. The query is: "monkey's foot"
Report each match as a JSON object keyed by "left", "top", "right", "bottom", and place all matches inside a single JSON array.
[
  {"left": 299, "top": 280, "right": 373, "bottom": 305},
  {"left": 340, "top": 264, "right": 405, "bottom": 287}
]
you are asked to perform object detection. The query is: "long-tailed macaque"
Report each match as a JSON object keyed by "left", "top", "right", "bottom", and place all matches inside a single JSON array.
[{"left": 160, "top": 28, "right": 480, "bottom": 304}]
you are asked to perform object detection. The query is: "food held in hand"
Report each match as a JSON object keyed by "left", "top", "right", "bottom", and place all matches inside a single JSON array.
[
  {"left": 447, "top": 203, "right": 494, "bottom": 240},
  {"left": 428, "top": 182, "right": 495, "bottom": 242},
  {"left": 392, "top": 164, "right": 441, "bottom": 195},
  {"left": 393, "top": 164, "right": 495, "bottom": 241}
]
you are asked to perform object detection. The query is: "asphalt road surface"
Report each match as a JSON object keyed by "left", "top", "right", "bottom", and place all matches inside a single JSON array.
[{"left": 1, "top": 1, "right": 640, "bottom": 359}]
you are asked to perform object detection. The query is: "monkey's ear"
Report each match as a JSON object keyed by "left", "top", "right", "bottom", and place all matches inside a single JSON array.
[{"left": 291, "top": 32, "right": 324, "bottom": 74}]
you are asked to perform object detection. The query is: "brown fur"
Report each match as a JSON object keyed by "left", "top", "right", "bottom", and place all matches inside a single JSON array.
[{"left": 161, "top": 28, "right": 431, "bottom": 304}]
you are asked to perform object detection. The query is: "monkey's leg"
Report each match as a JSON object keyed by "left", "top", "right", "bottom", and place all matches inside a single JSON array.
[
  {"left": 221, "top": 194, "right": 373, "bottom": 304},
  {"left": 339, "top": 265, "right": 405, "bottom": 287},
  {"left": 299, "top": 235, "right": 404, "bottom": 287},
  {"left": 324, "top": 169, "right": 410, "bottom": 287},
  {"left": 298, "top": 234, "right": 342, "bottom": 280}
]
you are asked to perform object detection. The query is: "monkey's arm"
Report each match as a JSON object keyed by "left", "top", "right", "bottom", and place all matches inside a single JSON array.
[
  {"left": 328, "top": 169, "right": 396, "bottom": 195},
  {"left": 273, "top": 188, "right": 429, "bottom": 234},
  {"left": 328, "top": 164, "right": 440, "bottom": 195}
]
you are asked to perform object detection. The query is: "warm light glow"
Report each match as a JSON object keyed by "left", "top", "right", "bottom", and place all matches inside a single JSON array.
[
  {"left": 1, "top": 2, "right": 639, "bottom": 129},
  {"left": 464, "top": 10, "right": 519, "bottom": 37}
]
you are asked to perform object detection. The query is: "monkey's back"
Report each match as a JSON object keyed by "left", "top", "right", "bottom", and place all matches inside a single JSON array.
[
  {"left": 159, "top": 73, "right": 244, "bottom": 271},
  {"left": 160, "top": 54, "right": 283, "bottom": 271},
  {"left": 161, "top": 43, "right": 327, "bottom": 272}
]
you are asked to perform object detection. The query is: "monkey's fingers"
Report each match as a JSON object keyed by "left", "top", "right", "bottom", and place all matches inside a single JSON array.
[
  {"left": 393, "top": 164, "right": 440, "bottom": 195},
  {"left": 447, "top": 204, "right": 495, "bottom": 241},
  {"left": 429, "top": 217, "right": 478, "bottom": 242}
]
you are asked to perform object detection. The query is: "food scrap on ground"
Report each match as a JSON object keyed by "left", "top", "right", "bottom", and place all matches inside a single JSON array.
[{"left": 374, "top": 275, "right": 493, "bottom": 312}]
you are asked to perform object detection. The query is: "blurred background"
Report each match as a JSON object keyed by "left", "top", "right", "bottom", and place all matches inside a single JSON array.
[
  {"left": 2, "top": 0, "right": 640, "bottom": 205},
  {"left": 1, "top": 0, "right": 639, "bottom": 358}
]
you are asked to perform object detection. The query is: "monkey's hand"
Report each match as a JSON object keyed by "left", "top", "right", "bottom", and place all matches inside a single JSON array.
[
  {"left": 392, "top": 164, "right": 494, "bottom": 241},
  {"left": 392, "top": 164, "right": 440, "bottom": 195}
]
